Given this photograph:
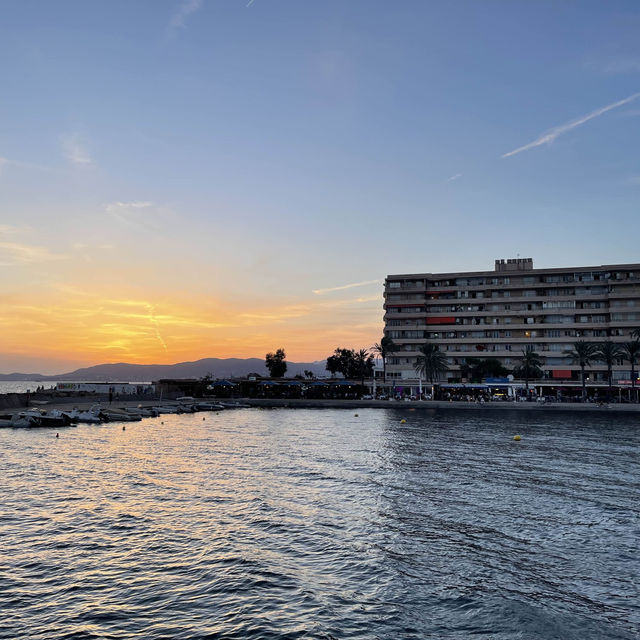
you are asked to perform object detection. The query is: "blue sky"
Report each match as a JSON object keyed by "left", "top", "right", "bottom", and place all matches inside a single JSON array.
[{"left": 1, "top": 1, "right": 639, "bottom": 372}]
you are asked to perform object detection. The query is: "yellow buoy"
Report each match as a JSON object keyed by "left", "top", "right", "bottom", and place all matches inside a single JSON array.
[
  {"left": 513, "top": 435, "right": 521, "bottom": 441},
  {"left": 400, "top": 419, "right": 406, "bottom": 424}
]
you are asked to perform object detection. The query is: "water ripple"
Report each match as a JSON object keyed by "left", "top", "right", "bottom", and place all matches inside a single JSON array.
[{"left": 0, "top": 408, "right": 638, "bottom": 639}]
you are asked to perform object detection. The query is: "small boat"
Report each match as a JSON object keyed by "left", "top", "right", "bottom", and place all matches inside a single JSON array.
[
  {"left": 0, "top": 413, "right": 40, "bottom": 428},
  {"left": 196, "top": 402, "right": 225, "bottom": 411},
  {"left": 101, "top": 410, "right": 142, "bottom": 422},
  {"left": 122, "top": 406, "right": 158, "bottom": 418},
  {"left": 177, "top": 404, "right": 196, "bottom": 413},
  {"left": 219, "top": 402, "right": 251, "bottom": 409},
  {"left": 62, "top": 406, "right": 103, "bottom": 424},
  {"left": 152, "top": 405, "right": 180, "bottom": 414},
  {"left": 20, "top": 409, "right": 70, "bottom": 428}
]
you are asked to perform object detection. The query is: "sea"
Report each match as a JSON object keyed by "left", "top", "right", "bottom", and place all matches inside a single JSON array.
[
  {"left": 0, "top": 380, "right": 62, "bottom": 394},
  {"left": 0, "top": 408, "right": 637, "bottom": 639}
]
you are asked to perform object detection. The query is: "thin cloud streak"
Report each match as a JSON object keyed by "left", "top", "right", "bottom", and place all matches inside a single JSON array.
[
  {"left": 502, "top": 92, "right": 640, "bottom": 158},
  {"left": 168, "top": 0, "right": 203, "bottom": 33},
  {"left": 313, "top": 278, "right": 382, "bottom": 295},
  {"left": 0, "top": 242, "right": 69, "bottom": 266},
  {"left": 447, "top": 173, "right": 463, "bottom": 182},
  {"left": 60, "top": 132, "right": 92, "bottom": 165}
]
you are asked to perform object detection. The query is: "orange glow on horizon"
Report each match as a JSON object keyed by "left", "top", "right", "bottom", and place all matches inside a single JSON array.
[{"left": 1, "top": 284, "right": 383, "bottom": 369}]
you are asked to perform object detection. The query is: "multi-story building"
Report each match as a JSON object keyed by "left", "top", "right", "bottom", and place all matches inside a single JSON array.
[{"left": 383, "top": 258, "right": 640, "bottom": 384}]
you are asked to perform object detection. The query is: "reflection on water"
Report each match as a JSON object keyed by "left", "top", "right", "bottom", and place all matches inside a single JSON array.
[{"left": 0, "top": 409, "right": 638, "bottom": 639}]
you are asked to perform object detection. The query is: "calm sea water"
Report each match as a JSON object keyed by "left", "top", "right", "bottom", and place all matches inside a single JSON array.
[
  {"left": 0, "top": 409, "right": 637, "bottom": 639},
  {"left": 0, "top": 381, "right": 61, "bottom": 394}
]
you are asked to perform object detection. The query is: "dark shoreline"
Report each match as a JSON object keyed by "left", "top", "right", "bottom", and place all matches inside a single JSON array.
[{"left": 4, "top": 392, "right": 640, "bottom": 414}]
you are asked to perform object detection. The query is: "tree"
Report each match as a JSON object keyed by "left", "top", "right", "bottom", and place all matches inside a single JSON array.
[
  {"left": 622, "top": 340, "right": 640, "bottom": 403},
  {"left": 265, "top": 348, "right": 287, "bottom": 378},
  {"left": 596, "top": 341, "right": 624, "bottom": 402},
  {"left": 303, "top": 369, "right": 314, "bottom": 379},
  {"left": 353, "top": 348, "right": 375, "bottom": 386},
  {"left": 325, "top": 347, "right": 374, "bottom": 383},
  {"left": 414, "top": 343, "right": 449, "bottom": 394},
  {"left": 514, "top": 345, "right": 543, "bottom": 397},
  {"left": 463, "top": 357, "right": 510, "bottom": 382},
  {"left": 371, "top": 336, "right": 398, "bottom": 385},
  {"left": 326, "top": 348, "right": 354, "bottom": 378},
  {"left": 564, "top": 340, "right": 597, "bottom": 402}
]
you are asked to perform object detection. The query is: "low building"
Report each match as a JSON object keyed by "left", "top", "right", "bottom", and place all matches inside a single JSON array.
[
  {"left": 384, "top": 258, "right": 640, "bottom": 386},
  {"left": 56, "top": 382, "right": 155, "bottom": 395}
]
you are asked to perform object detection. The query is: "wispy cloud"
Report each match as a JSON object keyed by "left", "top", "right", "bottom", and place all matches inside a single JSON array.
[
  {"left": 0, "top": 242, "right": 69, "bottom": 266},
  {"left": 602, "top": 58, "right": 640, "bottom": 74},
  {"left": 168, "top": 0, "right": 203, "bottom": 34},
  {"left": 106, "top": 201, "right": 155, "bottom": 227},
  {"left": 0, "top": 155, "right": 53, "bottom": 173},
  {"left": 313, "top": 279, "right": 382, "bottom": 295},
  {"left": 502, "top": 92, "right": 640, "bottom": 158},
  {"left": 106, "top": 201, "right": 153, "bottom": 213},
  {"left": 60, "top": 132, "right": 92, "bottom": 165},
  {"left": 447, "top": 173, "right": 463, "bottom": 182},
  {"left": 0, "top": 224, "right": 23, "bottom": 235},
  {"left": 239, "top": 305, "right": 311, "bottom": 324}
]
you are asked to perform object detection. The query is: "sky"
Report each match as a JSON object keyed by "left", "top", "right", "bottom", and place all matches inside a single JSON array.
[{"left": 1, "top": 0, "right": 639, "bottom": 373}]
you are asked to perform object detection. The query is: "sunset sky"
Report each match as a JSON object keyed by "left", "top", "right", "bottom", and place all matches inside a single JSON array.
[{"left": 2, "top": 1, "right": 640, "bottom": 373}]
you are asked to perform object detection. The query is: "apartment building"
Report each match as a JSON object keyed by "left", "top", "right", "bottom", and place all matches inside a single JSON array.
[{"left": 383, "top": 258, "right": 640, "bottom": 383}]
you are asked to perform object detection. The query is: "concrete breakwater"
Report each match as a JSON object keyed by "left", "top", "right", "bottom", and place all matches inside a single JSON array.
[{"left": 3, "top": 393, "right": 640, "bottom": 414}]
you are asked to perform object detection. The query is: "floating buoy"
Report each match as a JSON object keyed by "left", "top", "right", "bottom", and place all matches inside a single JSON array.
[
  {"left": 400, "top": 419, "right": 406, "bottom": 424},
  {"left": 513, "top": 435, "right": 521, "bottom": 441},
  {"left": 161, "top": 421, "right": 164, "bottom": 424},
  {"left": 203, "top": 417, "right": 205, "bottom": 420},
  {"left": 354, "top": 413, "right": 358, "bottom": 417},
  {"left": 56, "top": 433, "right": 59, "bottom": 438},
  {"left": 123, "top": 426, "right": 126, "bottom": 431}
]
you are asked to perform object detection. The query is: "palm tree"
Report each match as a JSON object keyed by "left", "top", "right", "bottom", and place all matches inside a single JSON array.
[
  {"left": 564, "top": 340, "right": 597, "bottom": 402},
  {"left": 414, "top": 343, "right": 449, "bottom": 398},
  {"left": 371, "top": 336, "right": 397, "bottom": 385},
  {"left": 622, "top": 340, "right": 640, "bottom": 403},
  {"left": 353, "top": 348, "right": 374, "bottom": 388},
  {"left": 596, "top": 341, "right": 625, "bottom": 402},
  {"left": 516, "top": 345, "right": 543, "bottom": 398}
]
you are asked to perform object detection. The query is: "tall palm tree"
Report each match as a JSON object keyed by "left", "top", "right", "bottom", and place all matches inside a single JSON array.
[
  {"left": 354, "top": 348, "right": 374, "bottom": 388},
  {"left": 371, "top": 336, "right": 397, "bottom": 385},
  {"left": 595, "top": 341, "right": 624, "bottom": 402},
  {"left": 414, "top": 343, "right": 449, "bottom": 397},
  {"left": 564, "top": 340, "right": 597, "bottom": 402},
  {"left": 622, "top": 340, "right": 640, "bottom": 403},
  {"left": 516, "top": 345, "right": 543, "bottom": 398}
]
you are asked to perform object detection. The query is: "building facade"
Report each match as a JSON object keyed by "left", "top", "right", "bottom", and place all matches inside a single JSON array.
[{"left": 383, "top": 258, "right": 640, "bottom": 383}]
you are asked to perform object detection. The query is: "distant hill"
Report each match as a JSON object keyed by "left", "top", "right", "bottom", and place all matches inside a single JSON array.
[
  {"left": 0, "top": 372, "right": 49, "bottom": 381},
  {"left": 0, "top": 358, "right": 329, "bottom": 381}
]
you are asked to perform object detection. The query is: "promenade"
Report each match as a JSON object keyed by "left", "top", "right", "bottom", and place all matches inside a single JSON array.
[{"left": 4, "top": 393, "right": 640, "bottom": 414}]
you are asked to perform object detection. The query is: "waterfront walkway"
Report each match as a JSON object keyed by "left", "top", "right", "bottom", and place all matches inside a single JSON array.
[{"left": 5, "top": 393, "right": 640, "bottom": 414}]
